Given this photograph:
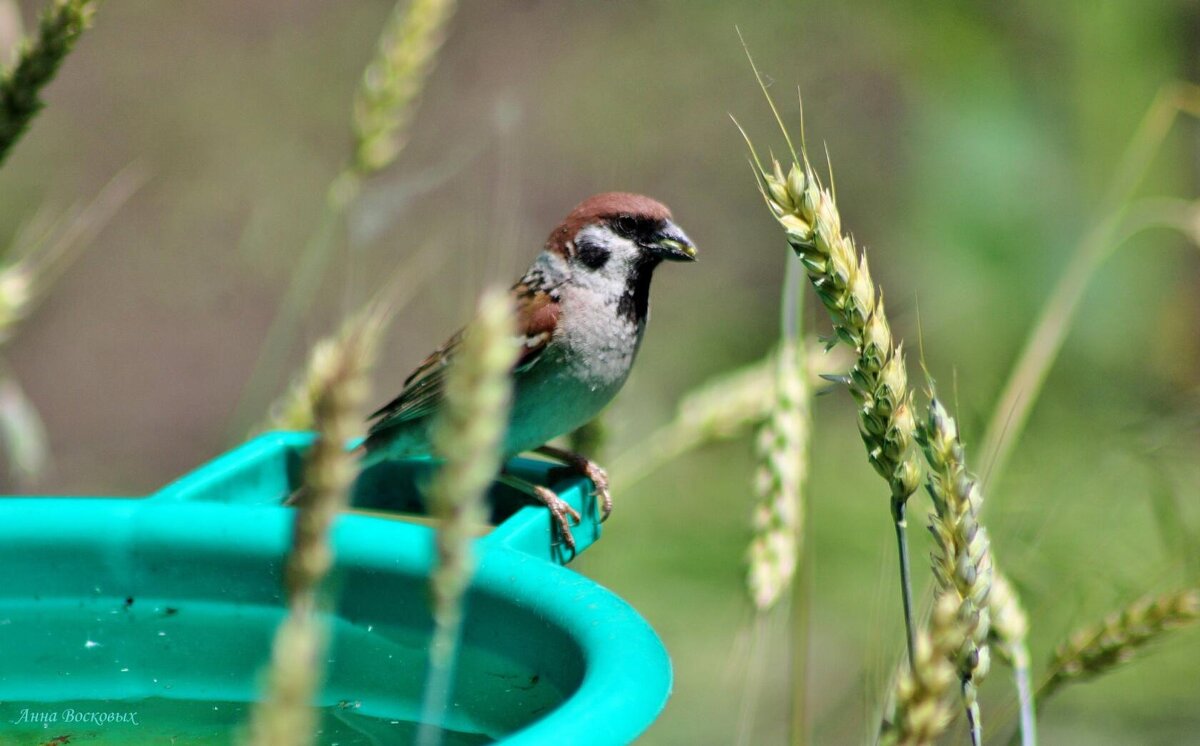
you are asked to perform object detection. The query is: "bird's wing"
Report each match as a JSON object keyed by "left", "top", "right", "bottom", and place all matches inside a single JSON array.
[{"left": 366, "top": 279, "right": 560, "bottom": 432}]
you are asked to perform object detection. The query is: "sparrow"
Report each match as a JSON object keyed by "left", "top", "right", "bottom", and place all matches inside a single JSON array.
[{"left": 362, "top": 192, "right": 696, "bottom": 550}]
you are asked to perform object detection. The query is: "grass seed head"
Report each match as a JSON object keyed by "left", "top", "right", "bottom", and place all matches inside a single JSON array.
[
  {"left": 746, "top": 339, "right": 809, "bottom": 611},
  {"left": 352, "top": 0, "right": 457, "bottom": 175},
  {"left": 881, "top": 594, "right": 968, "bottom": 746},
  {"left": 247, "top": 313, "right": 377, "bottom": 746},
  {"left": 759, "top": 157, "right": 920, "bottom": 508},
  {"left": 916, "top": 397, "right": 994, "bottom": 700},
  {"left": 285, "top": 320, "right": 378, "bottom": 601},
  {"left": 427, "top": 287, "right": 518, "bottom": 619},
  {"left": 988, "top": 566, "right": 1030, "bottom": 667},
  {"left": 1046, "top": 589, "right": 1200, "bottom": 697}
]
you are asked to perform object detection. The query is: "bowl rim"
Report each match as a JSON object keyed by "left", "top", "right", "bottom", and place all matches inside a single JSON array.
[{"left": 0, "top": 433, "right": 672, "bottom": 745}]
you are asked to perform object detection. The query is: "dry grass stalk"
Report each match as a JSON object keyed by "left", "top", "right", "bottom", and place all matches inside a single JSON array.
[
  {"left": 746, "top": 338, "right": 808, "bottom": 612},
  {"left": 0, "top": 0, "right": 95, "bottom": 166},
  {"left": 916, "top": 397, "right": 993, "bottom": 743},
  {"left": 753, "top": 143, "right": 922, "bottom": 662},
  {"left": 881, "top": 594, "right": 967, "bottom": 746},
  {"left": 416, "top": 287, "right": 516, "bottom": 746},
  {"left": 1043, "top": 589, "right": 1200, "bottom": 701},
  {"left": 353, "top": 0, "right": 457, "bottom": 176},
  {"left": 244, "top": 320, "right": 376, "bottom": 746},
  {"left": 283, "top": 328, "right": 377, "bottom": 602}
]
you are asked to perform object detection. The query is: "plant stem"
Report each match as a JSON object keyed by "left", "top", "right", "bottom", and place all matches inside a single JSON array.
[
  {"left": 892, "top": 497, "right": 917, "bottom": 667},
  {"left": 1012, "top": 643, "right": 1037, "bottom": 746},
  {"left": 783, "top": 252, "right": 809, "bottom": 745},
  {"left": 966, "top": 696, "right": 982, "bottom": 746}
]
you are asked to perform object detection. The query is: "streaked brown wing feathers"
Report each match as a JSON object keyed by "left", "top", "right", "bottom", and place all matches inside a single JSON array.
[{"left": 366, "top": 281, "right": 559, "bottom": 433}]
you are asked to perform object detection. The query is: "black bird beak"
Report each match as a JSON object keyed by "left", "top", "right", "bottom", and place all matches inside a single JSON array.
[{"left": 649, "top": 221, "right": 697, "bottom": 262}]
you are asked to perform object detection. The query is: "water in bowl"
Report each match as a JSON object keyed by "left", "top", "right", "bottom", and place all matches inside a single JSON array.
[{"left": 0, "top": 595, "right": 570, "bottom": 745}]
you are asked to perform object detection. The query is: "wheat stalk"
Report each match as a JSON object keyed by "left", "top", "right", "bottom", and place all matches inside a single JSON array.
[
  {"left": 881, "top": 593, "right": 968, "bottom": 746},
  {"left": 915, "top": 396, "right": 993, "bottom": 745},
  {"left": 416, "top": 287, "right": 517, "bottom": 746},
  {"left": 244, "top": 316, "right": 377, "bottom": 746},
  {"left": 1042, "top": 589, "right": 1200, "bottom": 701},
  {"left": 751, "top": 139, "right": 923, "bottom": 663},
  {"left": 0, "top": 166, "right": 142, "bottom": 343},
  {"left": 755, "top": 156, "right": 920, "bottom": 504},
  {"left": 0, "top": 0, "right": 95, "bottom": 166}
]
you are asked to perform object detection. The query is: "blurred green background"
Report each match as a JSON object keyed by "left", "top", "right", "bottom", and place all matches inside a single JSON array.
[{"left": 2, "top": 1, "right": 1200, "bottom": 743}]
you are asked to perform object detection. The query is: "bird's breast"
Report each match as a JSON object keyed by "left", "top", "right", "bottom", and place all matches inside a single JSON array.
[
  {"left": 554, "top": 296, "right": 644, "bottom": 390},
  {"left": 501, "top": 296, "right": 643, "bottom": 455}
]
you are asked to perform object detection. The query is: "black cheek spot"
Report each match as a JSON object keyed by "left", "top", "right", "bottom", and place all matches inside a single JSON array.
[{"left": 576, "top": 239, "right": 610, "bottom": 270}]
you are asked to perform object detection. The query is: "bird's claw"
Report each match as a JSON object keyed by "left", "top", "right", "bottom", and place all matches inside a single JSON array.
[
  {"left": 537, "top": 446, "right": 613, "bottom": 523},
  {"left": 583, "top": 463, "right": 612, "bottom": 522},
  {"left": 532, "top": 485, "right": 581, "bottom": 551}
]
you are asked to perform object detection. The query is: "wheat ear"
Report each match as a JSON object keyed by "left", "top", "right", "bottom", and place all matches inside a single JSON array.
[
  {"left": 754, "top": 149, "right": 922, "bottom": 663},
  {"left": 747, "top": 337, "right": 809, "bottom": 611},
  {"left": 881, "top": 593, "right": 968, "bottom": 746},
  {"left": 416, "top": 287, "right": 517, "bottom": 746},
  {"left": 353, "top": 0, "right": 457, "bottom": 176},
  {"left": 262, "top": 307, "right": 388, "bottom": 433},
  {"left": 915, "top": 396, "right": 993, "bottom": 745},
  {"left": 244, "top": 317, "right": 376, "bottom": 746},
  {"left": 0, "top": 0, "right": 94, "bottom": 166},
  {"left": 1042, "top": 589, "right": 1200, "bottom": 701}
]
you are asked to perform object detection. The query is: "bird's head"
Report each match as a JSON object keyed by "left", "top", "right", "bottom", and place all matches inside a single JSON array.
[{"left": 546, "top": 193, "right": 697, "bottom": 278}]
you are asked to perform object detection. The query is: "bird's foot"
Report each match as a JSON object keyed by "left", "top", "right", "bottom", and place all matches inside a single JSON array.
[
  {"left": 496, "top": 472, "right": 582, "bottom": 551},
  {"left": 536, "top": 445, "right": 613, "bottom": 522},
  {"left": 528, "top": 484, "right": 582, "bottom": 551}
]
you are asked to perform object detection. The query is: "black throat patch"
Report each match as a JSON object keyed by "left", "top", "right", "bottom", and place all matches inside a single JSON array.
[{"left": 617, "top": 256, "right": 662, "bottom": 325}]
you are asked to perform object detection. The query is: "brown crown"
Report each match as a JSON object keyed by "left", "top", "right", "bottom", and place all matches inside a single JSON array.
[{"left": 546, "top": 192, "right": 672, "bottom": 258}]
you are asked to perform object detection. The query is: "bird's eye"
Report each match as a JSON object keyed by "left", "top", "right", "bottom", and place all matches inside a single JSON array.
[{"left": 613, "top": 216, "right": 637, "bottom": 236}]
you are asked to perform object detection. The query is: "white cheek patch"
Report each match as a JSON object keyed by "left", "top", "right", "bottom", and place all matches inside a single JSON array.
[{"left": 571, "top": 225, "right": 640, "bottom": 290}]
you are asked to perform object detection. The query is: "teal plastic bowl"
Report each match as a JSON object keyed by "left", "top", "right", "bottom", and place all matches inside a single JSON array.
[{"left": 0, "top": 432, "right": 671, "bottom": 745}]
